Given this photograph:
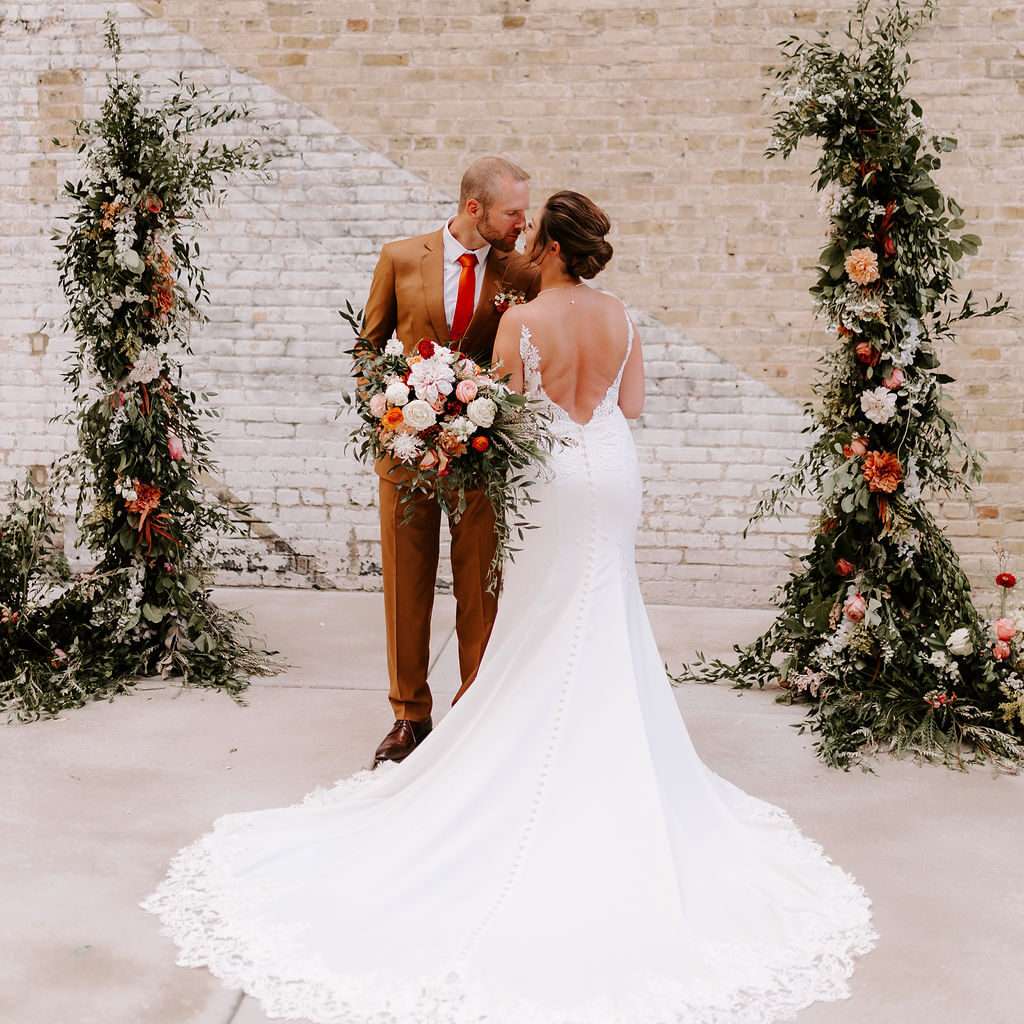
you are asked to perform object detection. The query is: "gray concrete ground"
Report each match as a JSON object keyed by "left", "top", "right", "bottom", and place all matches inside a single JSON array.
[{"left": 4, "top": 589, "right": 1021, "bottom": 1024}]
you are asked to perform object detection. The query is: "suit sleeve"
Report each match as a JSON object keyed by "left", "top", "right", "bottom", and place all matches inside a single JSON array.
[{"left": 361, "top": 244, "right": 398, "bottom": 351}]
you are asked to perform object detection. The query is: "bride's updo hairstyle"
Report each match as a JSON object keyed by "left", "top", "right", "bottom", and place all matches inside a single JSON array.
[{"left": 529, "top": 190, "right": 614, "bottom": 280}]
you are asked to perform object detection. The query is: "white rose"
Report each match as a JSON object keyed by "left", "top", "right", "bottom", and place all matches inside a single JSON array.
[
  {"left": 466, "top": 397, "right": 497, "bottom": 428},
  {"left": 402, "top": 399, "right": 437, "bottom": 431},
  {"left": 447, "top": 416, "right": 474, "bottom": 440},
  {"left": 384, "top": 339, "right": 403, "bottom": 357},
  {"left": 385, "top": 381, "right": 410, "bottom": 406},
  {"left": 946, "top": 628, "right": 973, "bottom": 657}
]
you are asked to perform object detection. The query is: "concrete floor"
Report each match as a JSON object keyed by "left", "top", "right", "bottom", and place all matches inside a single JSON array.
[{"left": 4, "top": 588, "right": 1022, "bottom": 1024}]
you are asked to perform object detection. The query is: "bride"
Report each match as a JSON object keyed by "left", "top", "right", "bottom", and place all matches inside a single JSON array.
[{"left": 141, "top": 191, "right": 878, "bottom": 1023}]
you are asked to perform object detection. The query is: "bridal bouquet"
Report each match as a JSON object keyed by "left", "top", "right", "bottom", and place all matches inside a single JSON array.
[{"left": 339, "top": 305, "right": 554, "bottom": 593}]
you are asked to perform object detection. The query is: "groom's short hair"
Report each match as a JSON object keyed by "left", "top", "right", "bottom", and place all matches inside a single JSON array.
[{"left": 459, "top": 156, "right": 530, "bottom": 212}]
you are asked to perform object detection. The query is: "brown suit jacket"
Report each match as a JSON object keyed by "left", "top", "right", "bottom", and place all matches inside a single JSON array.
[{"left": 362, "top": 227, "right": 541, "bottom": 479}]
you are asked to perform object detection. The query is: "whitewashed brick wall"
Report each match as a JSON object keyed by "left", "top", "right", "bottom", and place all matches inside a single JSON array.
[{"left": 2, "top": 1, "right": 1017, "bottom": 609}]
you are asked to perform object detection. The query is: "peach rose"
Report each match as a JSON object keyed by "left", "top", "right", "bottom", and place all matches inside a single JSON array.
[
  {"left": 994, "top": 618, "right": 1017, "bottom": 642},
  {"left": 843, "top": 593, "right": 867, "bottom": 622},
  {"left": 845, "top": 247, "right": 880, "bottom": 285},
  {"left": 843, "top": 436, "right": 869, "bottom": 459},
  {"left": 993, "top": 640, "right": 1011, "bottom": 661},
  {"left": 455, "top": 379, "right": 478, "bottom": 403},
  {"left": 883, "top": 367, "right": 905, "bottom": 390},
  {"left": 369, "top": 393, "right": 388, "bottom": 418}
]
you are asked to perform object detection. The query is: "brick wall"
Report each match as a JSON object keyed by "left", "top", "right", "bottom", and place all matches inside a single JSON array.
[{"left": 1, "top": 0, "right": 1020, "bottom": 608}]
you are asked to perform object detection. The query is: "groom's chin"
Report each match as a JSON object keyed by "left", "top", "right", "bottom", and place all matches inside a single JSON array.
[{"left": 490, "top": 237, "right": 519, "bottom": 254}]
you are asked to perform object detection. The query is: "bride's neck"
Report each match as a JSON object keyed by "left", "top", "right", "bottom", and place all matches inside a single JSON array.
[{"left": 538, "top": 264, "right": 580, "bottom": 292}]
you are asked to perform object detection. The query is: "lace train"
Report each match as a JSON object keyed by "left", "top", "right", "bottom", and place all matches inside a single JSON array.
[{"left": 141, "top": 759, "right": 877, "bottom": 1024}]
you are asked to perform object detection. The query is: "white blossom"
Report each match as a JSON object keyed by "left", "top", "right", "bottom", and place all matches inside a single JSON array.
[
  {"left": 467, "top": 396, "right": 498, "bottom": 428},
  {"left": 384, "top": 339, "right": 403, "bottom": 357},
  {"left": 402, "top": 399, "right": 437, "bottom": 431},
  {"left": 389, "top": 432, "right": 425, "bottom": 463},
  {"left": 408, "top": 357, "right": 455, "bottom": 404},
  {"left": 385, "top": 381, "right": 410, "bottom": 406},
  {"left": 128, "top": 347, "right": 162, "bottom": 384},
  {"left": 946, "top": 628, "right": 973, "bottom": 657},
  {"left": 860, "top": 386, "right": 898, "bottom": 424}
]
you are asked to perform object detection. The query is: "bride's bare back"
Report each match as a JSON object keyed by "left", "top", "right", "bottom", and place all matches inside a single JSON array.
[{"left": 492, "top": 285, "right": 644, "bottom": 423}]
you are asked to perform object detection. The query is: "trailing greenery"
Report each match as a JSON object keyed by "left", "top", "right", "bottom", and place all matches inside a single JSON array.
[
  {"left": 673, "top": 0, "right": 1023, "bottom": 773},
  {"left": 0, "top": 15, "right": 282, "bottom": 721}
]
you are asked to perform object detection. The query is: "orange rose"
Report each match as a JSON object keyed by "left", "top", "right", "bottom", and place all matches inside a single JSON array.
[
  {"left": 382, "top": 407, "right": 405, "bottom": 429},
  {"left": 471, "top": 435, "right": 490, "bottom": 453}
]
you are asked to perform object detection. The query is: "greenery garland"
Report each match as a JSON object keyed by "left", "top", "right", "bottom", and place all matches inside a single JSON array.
[
  {"left": 673, "top": 0, "right": 1023, "bottom": 772},
  {"left": 0, "top": 16, "right": 280, "bottom": 721}
]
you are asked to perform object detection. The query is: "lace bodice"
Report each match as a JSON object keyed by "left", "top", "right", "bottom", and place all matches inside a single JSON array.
[{"left": 519, "top": 294, "right": 634, "bottom": 429}]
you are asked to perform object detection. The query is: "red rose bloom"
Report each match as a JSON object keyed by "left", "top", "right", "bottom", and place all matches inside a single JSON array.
[
  {"left": 854, "top": 341, "right": 880, "bottom": 367},
  {"left": 417, "top": 339, "right": 435, "bottom": 359},
  {"left": 835, "top": 558, "right": 855, "bottom": 577},
  {"left": 471, "top": 435, "right": 490, "bottom": 453},
  {"left": 996, "top": 572, "right": 1017, "bottom": 589},
  {"left": 883, "top": 235, "right": 896, "bottom": 258}
]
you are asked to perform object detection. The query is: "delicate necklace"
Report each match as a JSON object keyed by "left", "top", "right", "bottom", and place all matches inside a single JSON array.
[{"left": 539, "top": 281, "right": 586, "bottom": 304}]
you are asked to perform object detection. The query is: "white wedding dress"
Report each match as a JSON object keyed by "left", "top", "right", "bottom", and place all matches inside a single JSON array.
[{"left": 141, "top": 299, "right": 878, "bottom": 1023}]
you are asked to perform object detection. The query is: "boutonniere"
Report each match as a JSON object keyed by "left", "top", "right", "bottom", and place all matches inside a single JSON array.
[{"left": 493, "top": 290, "right": 527, "bottom": 315}]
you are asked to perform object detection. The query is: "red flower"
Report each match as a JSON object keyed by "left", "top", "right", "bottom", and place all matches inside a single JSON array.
[
  {"left": 854, "top": 341, "right": 880, "bottom": 366},
  {"left": 144, "top": 195, "right": 163, "bottom": 214},
  {"left": 471, "top": 435, "right": 490, "bottom": 453},
  {"left": 417, "top": 339, "right": 435, "bottom": 359},
  {"left": 495, "top": 301, "right": 509, "bottom": 314},
  {"left": 883, "top": 235, "right": 897, "bottom": 258},
  {"left": 996, "top": 572, "right": 1017, "bottom": 589},
  {"left": 835, "top": 558, "right": 855, "bottom": 577}
]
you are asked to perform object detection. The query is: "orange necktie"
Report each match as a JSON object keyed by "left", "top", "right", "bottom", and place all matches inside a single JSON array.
[{"left": 450, "top": 252, "right": 478, "bottom": 345}]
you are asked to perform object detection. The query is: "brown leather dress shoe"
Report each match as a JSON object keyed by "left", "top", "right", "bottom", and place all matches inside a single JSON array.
[{"left": 373, "top": 717, "right": 433, "bottom": 765}]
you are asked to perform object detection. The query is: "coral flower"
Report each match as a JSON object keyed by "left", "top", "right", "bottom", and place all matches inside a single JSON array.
[
  {"left": 862, "top": 450, "right": 903, "bottom": 493},
  {"left": 854, "top": 342, "right": 880, "bottom": 366},
  {"left": 845, "top": 247, "right": 881, "bottom": 285},
  {"left": 835, "top": 558, "right": 855, "bottom": 577},
  {"left": 471, "top": 435, "right": 490, "bottom": 453},
  {"left": 382, "top": 407, "right": 405, "bottom": 429}
]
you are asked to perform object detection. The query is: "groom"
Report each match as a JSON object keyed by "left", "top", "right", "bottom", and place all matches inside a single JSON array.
[{"left": 361, "top": 156, "right": 541, "bottom": 765}]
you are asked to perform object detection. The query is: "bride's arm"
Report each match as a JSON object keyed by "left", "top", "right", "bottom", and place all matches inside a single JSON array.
[
  {"left": 490, "top": 309, "right": 526, "bottom": 395},
  {"left": 618, "top": 315, "right": 645, "bottom": 418}
]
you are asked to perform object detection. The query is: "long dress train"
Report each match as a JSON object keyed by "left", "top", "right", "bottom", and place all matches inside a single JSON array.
[{"left": 141, "top": 299, "right": 878, "bottom": 1023}]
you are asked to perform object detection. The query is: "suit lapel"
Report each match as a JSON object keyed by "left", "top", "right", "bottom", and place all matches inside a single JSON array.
[{"left": 421, "top": 229, "right": 450, "bottom": 344}]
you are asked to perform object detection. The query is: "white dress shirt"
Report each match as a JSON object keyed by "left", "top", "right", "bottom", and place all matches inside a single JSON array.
[{"left": 442, "top": 218, "right": 491, "bottom": 330}]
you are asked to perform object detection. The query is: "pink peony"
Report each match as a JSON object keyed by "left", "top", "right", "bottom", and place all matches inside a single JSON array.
[
  {"left": 994, "top": 618, "right": 1017, "bottom": 642},
  {"left": 883, "top": 367, "right": 905, "bottom": 390},
  {"left": 455, "top": 379, "right": 478, "bottom": 403},
  {"left": 369, "top": 393, "right": 388, "bottom": 418},
  {"left": 843, "top": 593, "right": 867, "bottom": 622},
  {"left": 993, "top": 640, "right": 1011, "bottom": 661},
  {"left": 167, "top": 433, "right": 185, "bottom": 461}
]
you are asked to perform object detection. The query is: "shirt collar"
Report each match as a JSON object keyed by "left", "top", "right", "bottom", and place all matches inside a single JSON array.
[{"left": 443, "top": 218, "right": 491, "bottom": 267}]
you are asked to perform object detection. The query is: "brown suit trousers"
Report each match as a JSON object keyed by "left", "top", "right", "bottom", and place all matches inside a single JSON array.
[{"left": 362, "top": 227, "right": 540, "bottom": 721}]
